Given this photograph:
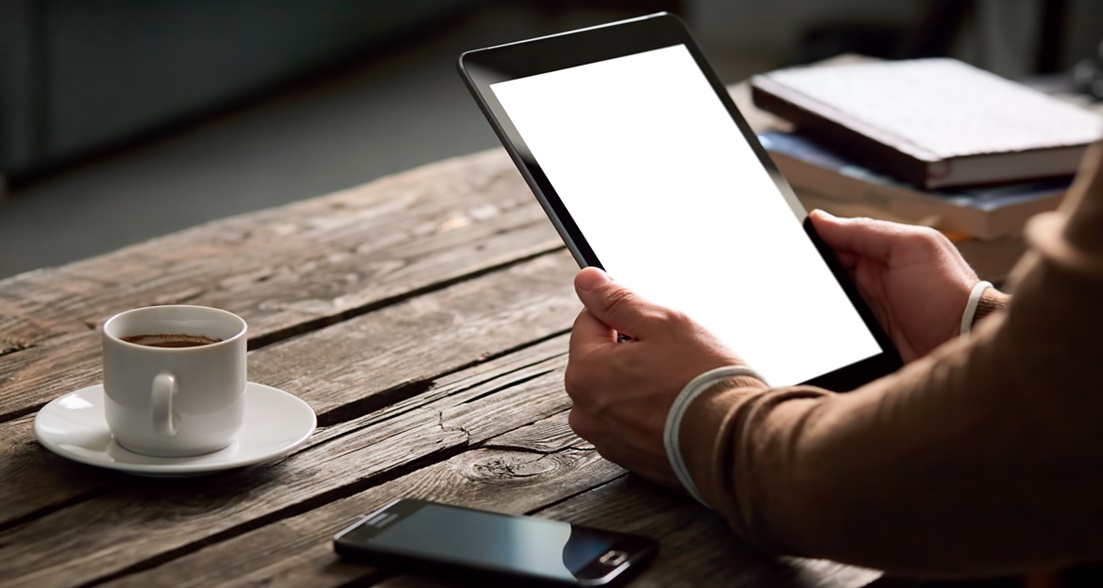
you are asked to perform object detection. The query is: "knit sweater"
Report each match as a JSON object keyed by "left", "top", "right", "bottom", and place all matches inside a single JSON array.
[{"left": 675, "top": 143, "right": 1103, "bottom": 578}]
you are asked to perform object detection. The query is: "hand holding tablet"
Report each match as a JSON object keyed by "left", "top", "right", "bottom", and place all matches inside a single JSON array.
[{"left": 458, "top": 13, "right": 902, "bottom": 389}]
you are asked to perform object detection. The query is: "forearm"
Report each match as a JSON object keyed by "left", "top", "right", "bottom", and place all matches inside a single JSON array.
[
  {"left": 676, "top": 185, "right": 1103, "bottom": 576},
  {"left": 668, "top": 273, "right": 1013, "bottom": 569},
  {"left": 681, "top": 278, "right": 1103, "bottom": 576},
  {"left": 972, "top": 287, "right": 1010, "bottom": 325}
]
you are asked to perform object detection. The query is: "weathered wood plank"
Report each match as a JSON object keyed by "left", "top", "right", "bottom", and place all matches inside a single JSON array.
[
  {"left": 99, "top": 412, "right": 618, "bottom": 588},
  {"left": 0, "top": 149, "right": 524, "bottom": 342},
  {"left": 98, "top": 407, "right": 879, "bottom": 588},
  {"left": 0, "top": 333, "right": 577, "bottom": 588},
  {"left": 0, "top": 251, "right": 581, "bottom": 528},
  {"left": 530, "top": 478, "right": 881, "bottom": 588},
  {"left": 0, "top": 87, "right": 887, "bottom": 588},
  {"left": 0, "top": 149, "right": 563, "bottom": 421},
  {"left": 245, "top": 249, "right": 579, "bottom": 423},
  {"left": 0, "top": 414, "right": 123, "bottom": 532},
  {"left": 370, "top": 476, "right": 880, "bottom": 588}
]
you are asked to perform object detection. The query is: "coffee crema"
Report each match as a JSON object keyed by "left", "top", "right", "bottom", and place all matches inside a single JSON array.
[{"left": 121, "top": 334, "right": 222, "bottom": 348}]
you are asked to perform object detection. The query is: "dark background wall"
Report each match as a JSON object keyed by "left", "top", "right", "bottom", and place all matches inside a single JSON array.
[
  {"left": 3, "top": 0, "right": 1099, "bottom": 183},
  {"left": 0, "top": 0, "right": 476, "bottom": 179},
  {"left": 0, "top": 0, "right": 1098, "bottom": 279}
]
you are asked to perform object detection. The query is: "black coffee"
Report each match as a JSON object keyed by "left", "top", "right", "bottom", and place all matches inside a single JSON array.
[{"left": 121, "top": 334, "right": 222, "bottom": 348}]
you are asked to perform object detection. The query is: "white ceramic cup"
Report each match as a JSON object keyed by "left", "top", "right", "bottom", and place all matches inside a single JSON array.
[{"left": 102, "top": 305, "right": 247, "bottom": 457}]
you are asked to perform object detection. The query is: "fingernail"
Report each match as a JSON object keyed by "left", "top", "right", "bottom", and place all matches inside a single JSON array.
[
  {"left": 813, "top": 209, "right": 836, "bottom": 219},
  {"left": 577, "top": 268, "right": 612, "bottom": 292}
]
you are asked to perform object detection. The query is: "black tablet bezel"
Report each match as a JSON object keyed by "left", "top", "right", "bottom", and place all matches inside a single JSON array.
[{"left": 457, "top": 13, "right": 902, "bottom": 390}]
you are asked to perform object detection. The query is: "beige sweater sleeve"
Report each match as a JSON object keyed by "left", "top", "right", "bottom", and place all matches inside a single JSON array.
[{"left": 677, "top": 143, "right": 1103, "bottom": 578}]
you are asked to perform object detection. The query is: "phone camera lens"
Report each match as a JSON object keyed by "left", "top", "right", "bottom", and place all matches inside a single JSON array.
[{"left": 599, "top": 550, "right": 628, "bottom": 566}]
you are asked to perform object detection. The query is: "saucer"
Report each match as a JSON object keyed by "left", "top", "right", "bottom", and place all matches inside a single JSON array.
[{"left": 34, "top": 382, "right": 316, "bottom": 477}]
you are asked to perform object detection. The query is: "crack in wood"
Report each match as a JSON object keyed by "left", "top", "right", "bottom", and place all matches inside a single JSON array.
[
  {"left": 477, "top": 443, "right": 595, "bottom": 457},
  {"left": 312, "top": 333, "right": 569, "bottom": 434},
  {"left": 78, "top": 443, "right": 473, "bottom": 588},
  {"left": 314, "top": 380, "right": 434, "bottom": 428},
  {"left": 290, "top": 355, "right": 567, "bottom": 483},
  {"left": 437, "top": 411, "right": 472, "bottom": 440},
  {"left": 151, "top": 287, "right": 208, "bottom": 306},
  {"left": 0, "top": 485, "right": 113, "bottom": 534},
  {"left": 523, "top": 472, "right": 630, "bottom": 517},
  {"left": 455, "top": 369, "right": 555, "bottom": 407},
  {"left": 245, "top": 245, "right": 565, "bottom": 353},
  {"left": 3, "top": 347, "right": 565, "bottom": 531},
  {"left": 0, "top": 405, "right": 38, "bottom": 424},
  {"left": 436, "top": 330, "right": 569, "bottom": 389},
  {"left": 0, "top": 341, "right": 35, "bottom": 358}
]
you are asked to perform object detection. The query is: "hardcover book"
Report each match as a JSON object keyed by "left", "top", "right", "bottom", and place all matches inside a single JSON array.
[
  {"left": 758, "top": 130, "right": 1069, "bottom": 241},
  {"left": 751, "top": 58, "right": 1102, "bottom": 190}
]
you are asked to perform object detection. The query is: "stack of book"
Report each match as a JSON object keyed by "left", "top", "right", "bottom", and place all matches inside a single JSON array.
[{"left": 750, "top": 58, "right": 1103, "bottom": 282}]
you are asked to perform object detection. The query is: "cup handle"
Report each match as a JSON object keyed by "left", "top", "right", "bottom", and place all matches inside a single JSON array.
[{"left": 151, "top": 373, "right": 177, "bottom": 436}]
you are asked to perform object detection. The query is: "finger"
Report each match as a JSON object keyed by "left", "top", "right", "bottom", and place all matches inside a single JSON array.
[
  {"left": 810, "top": 209, "right": 902, "bottom": 263},
  {"left": 565, "top": 311, "right": 616, "bottom": 407},
  {"left": 574, "top": 267, "right": 658, "bottom": 337},
  {"left": 569, "top": 308, "right": 617, "bottom": 358}
]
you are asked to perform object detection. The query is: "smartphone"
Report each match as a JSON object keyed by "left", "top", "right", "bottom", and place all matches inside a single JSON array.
[{"left": 333, "top": 498, "right": 659, "bottom": 587}]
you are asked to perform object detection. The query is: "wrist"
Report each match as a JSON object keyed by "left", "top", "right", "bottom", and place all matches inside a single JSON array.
[
  {"left": 664, "top": 366, "right": 767, "bottom": 506},
  {"left": 960, "top": 281, "right": 1010, "bottom": 335},
  {"left": 959, "top": 281, "right": 992, "bottom": 336},
  {"left": 973, "top": 288, "right": 1011, "bottom": 324}
]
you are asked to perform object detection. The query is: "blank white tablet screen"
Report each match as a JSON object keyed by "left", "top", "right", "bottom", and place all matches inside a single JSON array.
[{"left": 491, "top": 45, "right": 881, "bottom": 386}]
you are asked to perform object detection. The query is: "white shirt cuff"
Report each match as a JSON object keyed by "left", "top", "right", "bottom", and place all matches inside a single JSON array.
[{"left": 664, "top": 365, "right": 767, "bottom": 507}]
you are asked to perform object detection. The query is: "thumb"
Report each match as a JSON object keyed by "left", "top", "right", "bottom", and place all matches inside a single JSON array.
[
  {"left": 809, "top": 209, "right": 898, "bottom": 263},
  {"left": 574, "top": 267, "right": 651, "bottom": 337}
]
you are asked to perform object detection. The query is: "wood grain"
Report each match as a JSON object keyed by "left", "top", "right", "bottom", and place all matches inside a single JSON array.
[
  {"left": 100, "top": 408, "right": 876, "bottom": 588},
  {"left": 0, "top": 108, "right": 886, "bottom": 588},
  {"left": 97, "top": 403, "right": 878, "bottom": 588},
  {"left": 0, "top": 149, "right": 564, "bottom": 421},
  {"left": 0, "top": 150, "right": 521, "bottom": 341},
  {"left": 0, "top": 414, "right": 123, "bottom": 532},
  {"left": 372, "top": 474, "right": 879, "bottom": 588},
  {"left": 0, "top": 250, "right": 580, "bottom": 530},
  {"left": 99, "top": 412, "right": 620, "bottom": 588},
  {"left": 533, "top": 478, "right": 881, "bottom": 588},
  {"left": 0, "top": 333, "right": 576, "bottom": 588}
]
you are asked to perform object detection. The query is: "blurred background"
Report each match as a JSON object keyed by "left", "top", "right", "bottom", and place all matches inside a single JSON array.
[{"left": 1, "top": 0, "right": 1101, "bottom": 279}]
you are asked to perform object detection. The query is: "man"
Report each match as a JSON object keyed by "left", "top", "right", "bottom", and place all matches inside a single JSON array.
[{"left": 565, "top": 144, "right": 1103, "bottom": 578}]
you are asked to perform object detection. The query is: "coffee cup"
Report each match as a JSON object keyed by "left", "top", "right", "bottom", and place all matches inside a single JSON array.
[{"left": 102, "top": 305, "right": 247, "bottom": 457}]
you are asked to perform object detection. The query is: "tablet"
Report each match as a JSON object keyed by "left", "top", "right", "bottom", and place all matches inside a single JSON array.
[{"left": 458, "top": 13, "right": 902, "bottom": 390}]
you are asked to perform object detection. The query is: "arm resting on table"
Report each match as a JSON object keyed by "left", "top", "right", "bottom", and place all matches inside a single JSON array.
[{"left": 677, "top": 143, "right": 1103, "bottom": 578}]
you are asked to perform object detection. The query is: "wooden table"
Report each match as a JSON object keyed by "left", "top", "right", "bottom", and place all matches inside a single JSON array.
[{"left": 0, "top": 147, "right": 882, "bottom": 587}]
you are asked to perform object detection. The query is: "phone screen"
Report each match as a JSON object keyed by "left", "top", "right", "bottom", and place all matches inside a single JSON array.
[
  {"left": 488, "top": 44, "right": 883, "bottom": 386},
  {"left": 337, "top": 500, "right": 644, "bottom": 583}
]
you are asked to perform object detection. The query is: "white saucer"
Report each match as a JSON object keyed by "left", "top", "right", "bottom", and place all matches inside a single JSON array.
[{"left": 34, "top": 382, "right": 316, "bottom": 477}]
